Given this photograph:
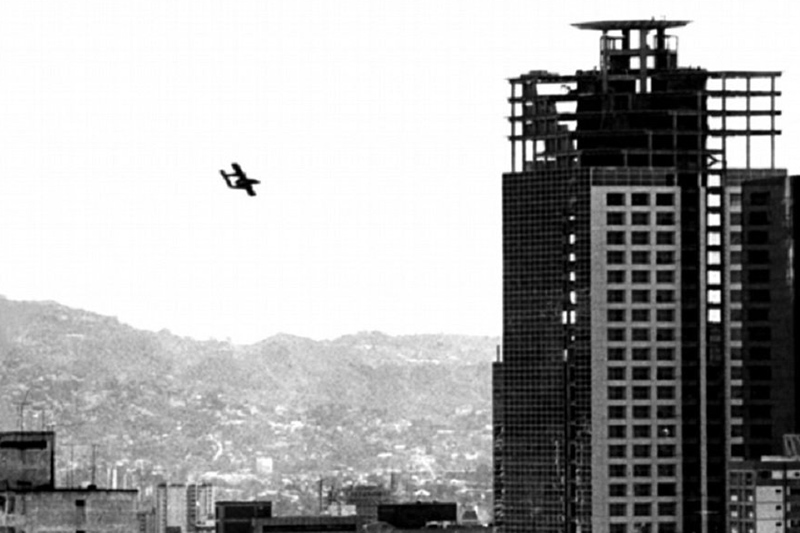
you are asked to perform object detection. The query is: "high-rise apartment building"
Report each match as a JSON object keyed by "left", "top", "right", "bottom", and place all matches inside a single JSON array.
[{"left": 493, "top": 20, "right": 798, "bottom": 533}]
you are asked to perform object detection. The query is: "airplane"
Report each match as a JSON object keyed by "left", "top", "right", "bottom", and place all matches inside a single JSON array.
[{"left": 220, "top": 163, "right": 260, "bottom": 196}]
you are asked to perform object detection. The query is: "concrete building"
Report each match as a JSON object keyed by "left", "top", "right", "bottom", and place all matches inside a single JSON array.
[
  {"left": 253, "top": 516, "right": 361, "bottom": 533},
  {"left": 0, "top": 431, "right": 56, "bottom": 490},
  {"left": 215, "top": 501, "right": 272, "bottom": 533},
  {"left": 188, "top": 483, "right": 216, "bottom": 532},
  {"left": 493, "top": 19, "right": 798, "bottom": 533},
  {"left": 156, "top": 483, "right": 189, "bottom": 533},
  {"left": 728, "top": 457, "right": 800, "bottom": 533}
]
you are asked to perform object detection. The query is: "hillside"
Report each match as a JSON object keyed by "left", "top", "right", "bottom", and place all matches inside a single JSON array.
[{"left": 0, "top": 296, "right": 496, "bottom": 511}]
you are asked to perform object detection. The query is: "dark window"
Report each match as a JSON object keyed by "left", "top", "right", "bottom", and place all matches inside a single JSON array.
[
  {"left": 657, "top": 444, "right": 676, "bottom": 457},
  {"left": 632, "top": 290, "right": 650, "bottom": 303},
  {"left": 609, "top": 484, "right": 627, "bottom": 497},
  {"left": 747, "top": 250, "right": 771, "bottom": 264},
  {"left": 609, "top": 426, "right": 626, "bottom": 439},
  {"left": 608, "top": 367, "right": 626, "bottom": 380},
  {"left": 658, "top": 503, "right": 677, "bottom": 516},
  {"left": 632, "top": 309, "right": 650, "bottom": 322},
  {"left": 610, "top": 464, "right": 627, "bottom": 477},
  {"left": 607, "top": 309, "right": 626, "bottom": 322},
  {"left": 657, "top": 367, "right": 675, "bottom": 380},
  {"left": 607, "top": 251, "right": 625, "bottom": 264},
  {"left": 607, "top": 270, "right": 625, "bottom": 283},
  {"left": 748, "top": 308, "right": 770, "bottom": 321},
  {"left": 731, "top": 213, "right": 742, "bottom": 225},
  {"left": 633, "top": 405, "right": 650, "bottom": 419},
  {"left": 748, "top": 327, "right": 772, "bottom": 341},
  {"left": 632, "top": 271, "right": 650, "bottom": 284},
  {"left": 730, "top": 231, "right": 742, "bottom": 244},
  {"left": 608, "top": 328, "right": 626, "bottom": 341},
  {"left": 632, "top": 193, "right": 649, "bottom": 206},
  {"left": 608, "top": 348, "right": 626, "bottom": 361},
  {"left": 632, "top": 212, "right": 650, "bottom": 225},
  {"left": 656, "top": 270, "right": 674, "bottom": 283},
  {"left": 656, "top": 251, "right": 674, "bottom": 264},
  {"left": 632, "top": 328, "right": 649, "bottom": 341},
  {"left": 632, "top": 347, "right": 650, "bottom": 360},
  {"left": 632, "top": 386, "right": 650, "bottom": 399},
  {"left": 634, "top": 483, "right": 651, "bottom": 496},
  {"left": 608, "top": 290, "right": 625, "bottom": 303},
  {"left": 656, "top": 348, "right": 674, "bottom": 361},
  {"left": 657, "top": 406, "right": 676, "bottom": 419},
  {"left": 656, "top": 290, "right": 674, "bottom": 302},
  {"left": 632, "top": 231, "right": 649, "bottom": 245},
  {"left": 747, "top": 230, "right": 769, "bottom": 244},
  {"left": 632, "top": 251, "right": 650, "bottom": 264},
  {"left": 608, "top": 406, "right": 626, "bottom": 419},
  {"left": 656, "top": 212, "right": 675, "bottom": 225},
  {"left": 656, "top": 193, "right": 674, "bottom": 206},
  {"left": 658, "top": 464, "right": 676, "bottom": 477},
  {"left": 633, "top": 464, "right": 651, "bottom": 477},
  {"left": 606, "top": 193, "right": 625, "bottom": 206},
  {"left": 607, "top": 231, "right": 625, "bottom": 245},
  {"left": 608, "top": 386, "right": 626, "bottom": 400},
  {"left": 750, "top": 347, "right": 771, "bottom": 360},
  {"left": 750, "top": 191, "right": 770, "bottom": 205},
  {"left": 749, "top": 290, "right": 771, "bottom": 303},
  {"left": 632, "top": 368, "right": 650, "bottom": 380},
  {"left": 656, "top": 231, "right": 674, "bottom": 244},
  {"left": 748, "top": 211, "right": 770, "bottom": 225},
  {"left": 609, "top": 445, "right": 626, "bottom": 458},
  {"left": 632, "top": 445, "right": 650, "bottom": 458},
  {"left": 656, "top": 328, "right": 674, "bottom": 341},
  {"left": 633, "top": 425, "right": 650, "bottom": 438},
  {"left": 633, "top": 503, "right": 651, "bottom": 517},
  {"left": 609, "top": 503, "right": 627, "bottom": 517},
  {"left": 658, "top": 425, "right": 676, "bottom": 438},
  {"left": 748, "top": 270, "right": 770, "bottom": 283},
  {"left": 657, "top": 386, "right": 675, "bottom": 399},
  {"left": 749, "top": 366, "right": 772, "bottom": 380},
  {"left": 607, "top": 212, "right": 626, "bottom": 225}
]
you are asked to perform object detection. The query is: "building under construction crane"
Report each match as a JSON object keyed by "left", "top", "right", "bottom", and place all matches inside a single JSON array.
[{"left": 494, "top": 19, "right": 797, "bottom": 533}]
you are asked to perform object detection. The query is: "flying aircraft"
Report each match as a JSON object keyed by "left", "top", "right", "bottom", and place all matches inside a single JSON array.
[{"left": 220, "top": 163, "right": 260, "bottom": 196}]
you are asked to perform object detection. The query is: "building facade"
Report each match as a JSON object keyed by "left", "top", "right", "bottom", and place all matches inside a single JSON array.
[{"left": 493, "top": 20, "right": 798, "bottom": 533}]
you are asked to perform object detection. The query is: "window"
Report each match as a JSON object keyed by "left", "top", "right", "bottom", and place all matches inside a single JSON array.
[
  {"left": 657, "top": 406, "right": 676, "bottom": 420},
  {"left": 658, "top": 464, "right": 676, "bottom": 477},
  {"left": 608, "top": 386, "right": 626, "bottom": 400},
  {"left": 607, "top": 231, "right": 626, "bottom": 245},
  {"left": 633, "top": 405, "right": 650, "bottom": 419},
  {"left": 656, "top": 348, "right": 675, "bottom": 361},
  {"left": 730, "top": 231, "right": 742, "bottom": 244},
  {"left": 632, "top": 271, "right": 650, "bottom": 284},
  {"left": 749, "top": 290, "right": 771, "bottom": 303},
  {"left": 632, "top": 193, "right": 649, "bottom": 206},
  {"left": 632, "top": 290, "right": 650, "bottom": 303},
  {"left": 748, "top": 211, "right": 770, "bottom": 225},
  {"left": 632, "top": 231, "right": 649, "bottom": 245},
  {"left": 748, "top": 250, "right": 771, "bottom": 264},
  {"left": 748, "top": 308, "right": 770, "bottom": 321},
  {"left": 633, "top": 464, "right": 651, "bottom": 477},
  {"left": 634, "top": 503, "right": 651, "bottom": 517},
  {"left": 656, "top": 309, "right": 674, "bottom": 322},
  {"left": 608, "top": 309, "right": 626, "bottom": 322},
  {"left": 608, "top": 290, "right": 625, "bottom": 303},
  {"left": 657, "top": 444, "right": 676, "bottom": 457},
  {"left": 632, "top": 309, "right": 650, "bottom": 322},
  {"left": 609, "top": 484, "right": 627, "bottom": 497},
  {"left": 608, "top": 328, "right": 626, "bottom": 341},
  {"left": 656, "top": 270, "right": 674, "bottom": 283},
  {"left": 655, "top": 231, "right": 674, "bottom": 245},
  {"left": 609, "top": 445, "right": 627, "bottom": 458},
  {"left": 633, "top": 425, "right": 650, "bottom": 438},
  {"left": 750, "top": 191, "right": 771, "bottom": 205},
  {"left": 633, "top": 444, "right": 650, "bottom": 458},
  {"left": 657, "top": 367, "right": 675, "bottom": 380},
  {"left": 634, "top": 483, "right": 651, "bottom": 496},
  {"left": 656, "top": 251, "right": 674, "bottom": 264},
  {"left": 607, "top": 270, "right": 625, "bottom": 283},
  {"left": 632, "top": 386, "right": 650, "bottom": 400},
  {"left": 608, "top": 347, "right": 626, "bottom": 361},
  {"left": 608, "top": 367, "right": 626, "bottom": 380},
  {"left": 656, "top": 290, "right": 674, "bottom": 303},
  {"left": 658, "top": 425, "right": 676, "bottom": 438},
  {"left": 656, "top": 328, "right": 675, "bottom": 341},
  {"left": 656, "top": 193, "right": 674, "bottom": 206},
  {"left": 607, "top": 193, "right": 625, "bottom": 206},
  {"left": 658, "top": 503, "right": 677, "bottom": 516},
  {"left": 632, "top": 347, "right": 650, "bottom": 361},
  {"left": 632, "top": 212, "right": 650, "bottom": 225},
  {"left": 609, "top": 406, "right": 626, "bottom": 419},
  {"left": 609, "top": 426, "right": 626, "bottom": 439},
  {"left": 632, "top": 251, "right": 650, "bottom": 264},
  {"left": 610, "top": 503, "right": 627, "bottom": 517},
  {"left": 607, "top": 251, "right": 625, "bottom": 264},
  {"left": 747, "top": 230, "right": 770, "bottom": 245},
  {"left": 610, "top": 464, "right": 627, "bottom": 477},
  {"left": 632, "top": 328, "right": 649, "bottom": 341},
  {"left": 656, "top": 212, "right": 675, "bottom": 225},
  {"left": 607, "top": 212, "right": 626, "bottom": 225},
  {"left": 657, "top": 386, "right": 675, "bottom": 399},
  {"left": 633, "top": 368, "right": 651, "bottom": 380}
]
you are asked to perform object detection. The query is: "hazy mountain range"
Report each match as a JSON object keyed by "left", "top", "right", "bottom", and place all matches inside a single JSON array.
[{"left": 0, "top": 295, "right": 496, "bottom": 505}]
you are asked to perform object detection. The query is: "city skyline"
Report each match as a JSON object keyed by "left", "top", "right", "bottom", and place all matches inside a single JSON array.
[{"left": 1, "top": 1, "right": 798, "bottom": 344}]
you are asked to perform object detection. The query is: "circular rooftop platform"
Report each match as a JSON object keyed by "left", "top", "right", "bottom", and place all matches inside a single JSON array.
[{"left": 572, "top": 20, "right": 691, "bottom": 31}]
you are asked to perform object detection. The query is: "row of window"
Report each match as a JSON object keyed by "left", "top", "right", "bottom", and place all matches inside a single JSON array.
[
  {"left": 607, "top": 231, "right": 676, "bottom": 245},
  {"left": 607, "top": 192, "right": 675, "bottom": 206},
  {"left": 609, "top": 444, "right": 677, "bottom": 458},
  {"left": 609, "top": 482, "right": 677, "bottom": 497},
  {"left": 608, "top": 386, "right": 675, "bottom": 400},
  {"left": 609, "top": 425, "right": 676, "bottom": 439},
  {"left": 608, "top": 290, "right": 675, "bottom": 303},
  {"left": 609, "top": 523, "right": 677, "bottom": 533},
  {"left": 608, "top": 270, "right": 675, "bottom": 284},
  {"left": 608, "top": 328, "right": 676, "bottom": 342},
  {"left": 608, "top": 347, "right": 675, "bottom": 361},
  {"left": 609, "top": 463, "right": 677, "bottom": 478},
  {"left": 610, "top": 501, "right": 677, "bottom": 517},
  {"left": 608, "top": 309, "right": 675, "bottom": 322},
  {"left": 607, "top": 212, "right": 676, "bottom": 226},
  {"left": 608, "top": 405, "right": 677, "bottom": 420},
  {"left": 607, "top": 251, "right": 676, "bottom": 264},
  {"left": 608, "top": 367, "right": 676, "bottom": 380}
]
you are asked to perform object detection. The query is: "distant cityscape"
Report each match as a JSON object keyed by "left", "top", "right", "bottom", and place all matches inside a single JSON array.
[{"left": 3, "top": 17, "right": 800, "bottom": 533}]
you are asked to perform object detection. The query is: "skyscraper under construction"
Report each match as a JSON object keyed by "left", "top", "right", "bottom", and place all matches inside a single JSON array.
[{"left": 494, "top": 20, "right": 798, "bottom": 533}]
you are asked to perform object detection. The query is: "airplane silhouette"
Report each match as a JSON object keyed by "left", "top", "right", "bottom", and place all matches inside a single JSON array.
[{"left": 220, "top": 163, "right": 260, "bottom": 196}]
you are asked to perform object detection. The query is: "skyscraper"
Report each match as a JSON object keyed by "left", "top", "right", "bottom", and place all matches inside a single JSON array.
[{"left": 493, "top": 20, "right": 798, "bottom": 533}]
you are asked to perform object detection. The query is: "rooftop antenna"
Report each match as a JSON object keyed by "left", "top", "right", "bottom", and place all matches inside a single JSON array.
[{"left": 16, "top": 390, "right": 30, "bottom": 431}]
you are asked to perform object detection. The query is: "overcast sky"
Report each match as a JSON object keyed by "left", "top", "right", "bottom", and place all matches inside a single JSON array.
[{"left": 0, "top": 0, "right": 798, "bottom": 343}]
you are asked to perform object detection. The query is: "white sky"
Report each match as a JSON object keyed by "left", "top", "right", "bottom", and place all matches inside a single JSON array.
[{"left": 0, "top": 0, "right": 798, "bottom": 343}]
